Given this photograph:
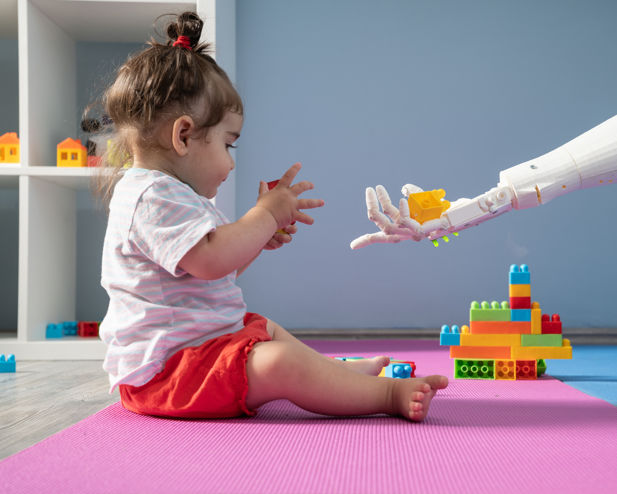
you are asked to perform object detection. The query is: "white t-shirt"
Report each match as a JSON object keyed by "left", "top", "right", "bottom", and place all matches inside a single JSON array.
[{"left": 100, "top": 168, "right": 247, "bottom": 392}]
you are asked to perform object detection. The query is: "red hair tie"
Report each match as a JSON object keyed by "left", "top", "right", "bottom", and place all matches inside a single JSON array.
[{"left": 173, "top": 35, "right": 192, "bottom": 50}]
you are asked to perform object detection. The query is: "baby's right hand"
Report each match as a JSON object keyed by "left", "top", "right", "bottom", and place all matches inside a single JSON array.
[{"left": 256, "top": 163, "right": 324, "bottom": 230}]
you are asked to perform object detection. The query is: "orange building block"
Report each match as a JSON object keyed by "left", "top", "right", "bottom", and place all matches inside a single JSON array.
[
  {"left": 407, "top": 189, "right": 450, "bottom": 224},
  {"left": 450, "top": 345, "right": 511, "bottom": 359},
  {"left": 469, "top": 320, "right": 531, "bottom": 334},
  {"left": 57, "top": 138, "right": 87, "bottom": 167},
  {"left": 460, "top": 333, "right": 521, "bottom": 347},
  {"left": 495, "top": 360, "right": 516, "bottom": 380},
  {"left": 0, "top": 132, "right": 20, "bottom": 163}
]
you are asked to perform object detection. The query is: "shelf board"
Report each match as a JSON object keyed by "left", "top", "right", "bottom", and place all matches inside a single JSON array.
[
  {"left": 0, "top": 336, "right": 106, "bottom": 360},
  {"left": 0, "top": 165, "right": 114, "bottom": 189},
  {"left": 30, "top": 0, "right": 197, "bottom": 43}
]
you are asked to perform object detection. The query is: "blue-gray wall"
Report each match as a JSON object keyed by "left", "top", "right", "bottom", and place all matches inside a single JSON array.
[{"left": 235, "top": 0, "right": 617, "bottom": 329}]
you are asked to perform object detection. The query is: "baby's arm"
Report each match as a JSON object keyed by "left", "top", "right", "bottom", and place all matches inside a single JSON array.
[{"left": 179, "top": 163, "right": 324, "bottom": 280}]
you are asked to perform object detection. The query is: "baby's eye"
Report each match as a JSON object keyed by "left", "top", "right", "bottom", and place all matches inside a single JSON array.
[{"left": 226, "top": 144, "right": 237, "bottom": 150}]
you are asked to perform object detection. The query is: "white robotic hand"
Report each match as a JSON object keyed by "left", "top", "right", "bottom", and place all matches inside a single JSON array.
[
  {"left": 351, "top": 114, "right": 617, "bottom": 248},
  {"left": 349, "top": 185, "right": 445, "bottom": 249}
]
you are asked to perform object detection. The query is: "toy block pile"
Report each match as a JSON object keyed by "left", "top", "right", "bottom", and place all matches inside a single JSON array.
[
  {"left": 46, "top": 321, "right": 100, "bottom": 338},
  {"left": 335, "top": 357, "right": 417, "bottom": 379},
  {"left": 440, "top": 264, "right": 571, "bottom": 379}
]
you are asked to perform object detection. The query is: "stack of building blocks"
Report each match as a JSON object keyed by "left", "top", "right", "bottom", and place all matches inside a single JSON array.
[
  {"left": 440, "top": 264, "right": 571, "bottom": 379},
  {"left": 335, "top": 357, "right": 416, "bottom": 379},
  {"left": 0, "top": 354, "right": 16, "bottom": 373},
  {"left": 0, "top": 132, "right": 20, "bottom": 163},
  {"left": 46, "top": 321, "right": 100, "bottom": 338}
]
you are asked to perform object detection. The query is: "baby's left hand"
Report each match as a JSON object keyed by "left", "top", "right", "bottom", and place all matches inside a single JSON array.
[{"left": 263, "top": 224, "right": 297, "bottom": 250}]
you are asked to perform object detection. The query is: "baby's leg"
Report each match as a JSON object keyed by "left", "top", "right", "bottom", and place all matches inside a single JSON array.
[
  {"left": 265, "top": 320, "right": 390, "bottom": 376},
  {"left": 245, "top": 329, "right": 448, "bottom": 421}
]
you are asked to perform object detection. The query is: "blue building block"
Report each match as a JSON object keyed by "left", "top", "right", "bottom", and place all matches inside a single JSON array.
[
  {"left": 46, "top": 323, "right": 63, "bottom": 338},
  {"left": 440, "top": 324, "right": 461, "bottom": 346},
  {"left": 511, "top": 309, "right": 532, "bottom": 321},
  {"left": 0, "top": 354, "right": 16, "bottom": 373},
  {"left": 62, "top": 321, "right": 78, "bottom": 336},
  {"left": 509, "top": 264, "right": 530, "bottom": 284},
  {"left": 384, "top": 363, "right": 413, "bottom": 379}
]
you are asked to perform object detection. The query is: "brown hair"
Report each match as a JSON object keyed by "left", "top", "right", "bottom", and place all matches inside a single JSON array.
[{"left": 93, "top": 11, "right": 243, "bottom": 207}]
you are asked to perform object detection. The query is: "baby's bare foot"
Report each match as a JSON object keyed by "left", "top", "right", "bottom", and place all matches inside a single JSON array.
[
  {"left": 391, "top": 375, "right": 448, "bottom": 422},
  {"left": 341, "top": 356, "right": 391, "bottom": 376}
]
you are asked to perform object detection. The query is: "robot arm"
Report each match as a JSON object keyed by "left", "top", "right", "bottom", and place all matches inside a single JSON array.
[{"left": 351, "top": 114, "right": 617, "bottom": 248}]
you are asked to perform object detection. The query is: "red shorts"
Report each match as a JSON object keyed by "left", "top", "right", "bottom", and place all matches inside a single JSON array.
[{"left": 119, "top": 312, "right": 271, "bottom": 419}]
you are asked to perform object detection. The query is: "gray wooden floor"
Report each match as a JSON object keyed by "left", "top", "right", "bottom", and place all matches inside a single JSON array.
[{"left": 0, "top": 360, "right": 119, "bottom": 460}]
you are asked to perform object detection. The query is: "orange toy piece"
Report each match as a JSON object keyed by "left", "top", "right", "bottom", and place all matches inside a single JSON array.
[
  {"left": 407, "top": 189, "right": 450, "bottom": 224},
  {"left": 57, "top": 138, "right": 87, "bottom": 167},
  {"left": 0, "top": 132, "right": 20, "bottom": 163}
]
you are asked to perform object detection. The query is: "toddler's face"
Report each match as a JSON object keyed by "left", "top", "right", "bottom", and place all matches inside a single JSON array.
[{"left": 183, "top": 111, "right": 243, "bottom": 199}]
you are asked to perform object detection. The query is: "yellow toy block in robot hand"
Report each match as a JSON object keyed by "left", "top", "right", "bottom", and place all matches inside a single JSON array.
[{"left": 407, "top": 189, "right": 451, "bottom": 224}]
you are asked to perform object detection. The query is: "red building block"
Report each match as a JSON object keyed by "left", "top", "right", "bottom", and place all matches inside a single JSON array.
[
  {"left": 78, "top": 321, "right": 99, "bottom": 337},
  {"left": 541, "top": 314, "right": 562, "bottom": 334},
  {"left": 516, "top": 360, "right": 537, "bottom": 380},
  {"left": 509, "top": 296, "right": 531, "bottom": 309}
]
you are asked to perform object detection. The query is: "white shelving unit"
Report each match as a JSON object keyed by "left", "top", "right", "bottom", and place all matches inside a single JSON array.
[{"left": 0, "top": 0, "right": 236, "bottom": 359}]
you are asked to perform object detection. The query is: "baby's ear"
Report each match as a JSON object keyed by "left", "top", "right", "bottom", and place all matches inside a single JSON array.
[{"left": 171, "top": 115, "right": 195, "bottom": 156}]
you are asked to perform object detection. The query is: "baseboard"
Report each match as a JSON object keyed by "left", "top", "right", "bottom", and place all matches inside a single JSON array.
[{"left": 290, "top": 327, "right": 617, "bottom": 345}]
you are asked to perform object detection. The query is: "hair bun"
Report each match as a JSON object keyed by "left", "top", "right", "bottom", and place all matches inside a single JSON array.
[{"left": 167, "top": 11, "right": 204, "bottom": 48}]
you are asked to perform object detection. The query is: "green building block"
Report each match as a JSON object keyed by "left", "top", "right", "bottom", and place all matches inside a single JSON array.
[
  {"left": 454, "top": 359, "right": 495, "bottom": 379},
  {"left": 537, "top": 359, "right": 546, "bottom": 376},
  {"left": 521, "top": 334, "right": 563, "bottom": 347},
  {"left": 469, "top": 301, "right": 511, "bottom": 322}
]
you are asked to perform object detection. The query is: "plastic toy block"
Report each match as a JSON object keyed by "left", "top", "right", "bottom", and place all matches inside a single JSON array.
[
  {"left": 537, "top": 359, "right": 547, "bottom": 376},
  {"left": 385, "top": 363, "right": 414, "bottom": 379},
  {"left": 46, "top": 323, "right": 63, "bottom": 338},
  {"left": 78, "top": 321, "right": 99, "bottom": 337},
  {"left": 495, "top": 360, "right": 516, "bottom": 380},
  {"left": 394, "top": 360, "right": 416, "bottom": 377},
  {"left": 469, "top": 301, "right": 511, "bottom": 322},
  {"left": 0, "top": 354, "right": 16, "bottom": 373},
  {"left": 469, "top": 320, "right": 531, "bottom": 335},
  {"left": 510, "top": 309, "right": 531, "bottom": 321},
  {"left": 440, "top": 324, "right": 461, "bottom": 346},
  {"left": 62, "top": 321, "right": 78, "bottom": 336},
  {"left": 460, "top": 333, "right": 521, "bottom": 347},
  {"left": 450, "top": 345, "right": 511, "bottom": 359},
  {"left": 0, "top": 132, "right": 20, "bottom": 163},
  {"left": 531, "top": 302, "right": 542, "bottom": 335},
  {"left": 521, "top": 334, "right": 563, "bottom": 347},
  {"left": 454, "top": 359, "right": 495, "bottom": 379},
  {"left": 509, "top": 284, "right": 530, "bottom": 297},
  {"left": 509, "top": 264, "right": 530, "bottom": 284},
  {"left": 407, "top": 189, "right": 450, "bottom": 224},
  {"left": 57, "top": 138, "right": 87, "bottom": 167},
  {"left": 509, "top": 296, "right": 531, "bottom": 309},
  {"left": 511, "top": 341, "right": 572, "bottom": 360},
  {"left": 541, "top": 314, "right": 562, "bottom": 334},
  {"left": 516, "top": 360, "right": 537, "bottom": 380}
]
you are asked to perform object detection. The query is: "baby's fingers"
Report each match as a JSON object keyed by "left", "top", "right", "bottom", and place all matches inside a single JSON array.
[
  {"left": 277, "top": 162, "right": 302, "bottom": 187},
  {"left": 294, "top": 211, "right": 316, "bottom": 225},
  {"left": 297, "top": 198, "right": 325, "bottom": 210}
]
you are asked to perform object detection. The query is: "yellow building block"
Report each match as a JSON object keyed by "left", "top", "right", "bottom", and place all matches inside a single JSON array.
[
  {"left": 407, "top": 189, "right": 450, "bottom": 224},
  {"left": 0, "top": 132, "right": 20, "bottom": 163},
  {"left": 531, "top": 302, "right": 542, "bottom": 335},
  {"left": 57, "top": 138, "right": 87, "bottom": 167},
  {"left": 509, "top": 284, "right": 531, "bottom": 297},
  {"left": 469, "top": 321, "right": 531, "bottom": 334},
  {"left": 461, "top": 333, "right": 521, "bottom": 347},
  {"left": 450, "top": 345, "right": 511, "bottom": 359},
  {"left": 495, "top": 360, "right": 516, "bottom": 380},
  {"left": 511, "top": 341, "right": 572, "bottom": 360}
]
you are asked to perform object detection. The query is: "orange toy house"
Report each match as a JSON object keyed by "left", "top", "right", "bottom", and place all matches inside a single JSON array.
[
  {"left": 0, "top": 132, "right": 20, "bottom": 163},
  {"left": 57, "top": 138, "right": 87, "bottom": 167}
]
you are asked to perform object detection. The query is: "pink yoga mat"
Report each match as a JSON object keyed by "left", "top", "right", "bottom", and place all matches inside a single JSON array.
[{"left": 2, "top": 340, "right": 616, "bottom": 494}]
